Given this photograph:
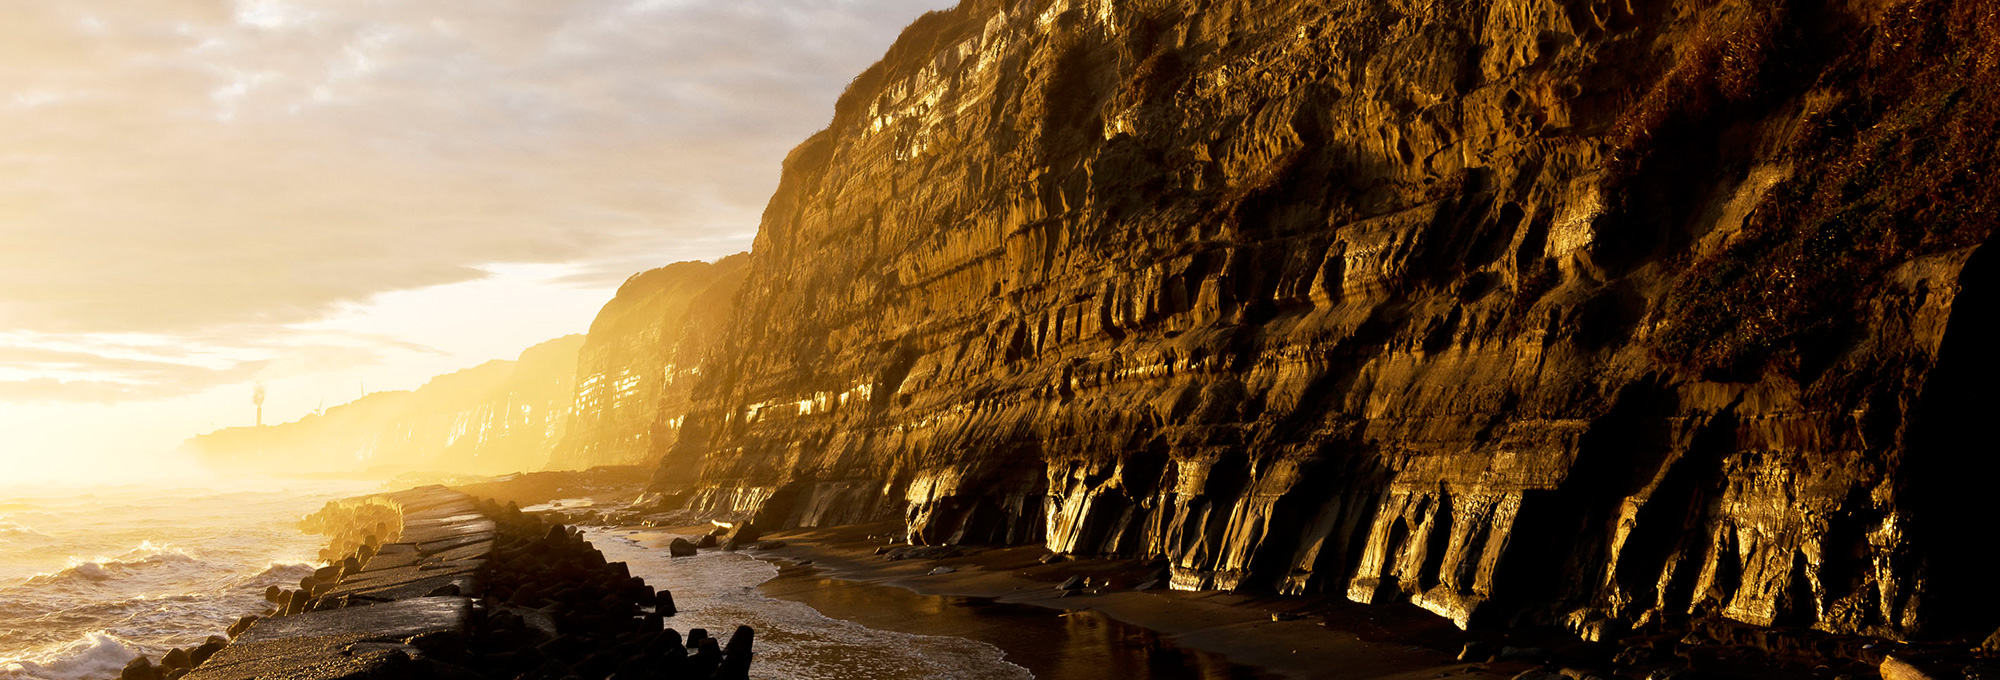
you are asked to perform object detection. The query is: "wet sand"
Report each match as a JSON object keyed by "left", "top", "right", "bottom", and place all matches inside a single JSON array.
[
  {"left": 759, "top": 561, "right": 1276, "bottom": 680},
  {"left": 747, "top": 523, "right": 1524, "bottom": 680}
]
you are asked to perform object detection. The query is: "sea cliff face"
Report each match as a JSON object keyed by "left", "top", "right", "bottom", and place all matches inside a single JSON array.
[
  {"left": 647, "top": 0, "right": 2000, "bottom": 641},
  {"left": 187, "top": 335, "right": 585, "bottom": 475},
  {"left": 550, "top": 256, "right": 750, "bottom": 470}
]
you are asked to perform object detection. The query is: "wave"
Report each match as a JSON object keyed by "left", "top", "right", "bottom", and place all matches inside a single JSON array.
[
  {"left": 229, "top": 561, "right": 314, "bottom": 590},
  {"left": 0, "top": 631, "right": 140, "bottom": 680},
  {"left": 0, "top": 522, "right": 48, "bottom": 540},
  {"left": 24, "top": 543, "right": 202, "bottom": 588}
]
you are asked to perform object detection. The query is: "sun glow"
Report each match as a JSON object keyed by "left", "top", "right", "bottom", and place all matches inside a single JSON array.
[{"left": 0, "top": 264, "right": 618, "bottom": 485}]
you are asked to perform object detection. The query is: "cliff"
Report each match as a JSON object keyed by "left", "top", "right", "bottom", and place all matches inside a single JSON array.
[
  {"left": 187, "top": 335, "right": 585, "bottom": 475},
  {"left": 648, "top": 0, "right": 2000, "bottom": 642},
  {"left": 549, "top": 256, "right": 750, "bottom": 470}
]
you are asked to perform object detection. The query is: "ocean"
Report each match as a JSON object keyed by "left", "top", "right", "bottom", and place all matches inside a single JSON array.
[
  {"left": 0, "top": 484, "right": 1031, "bottom": 680},
  {"left": 0, "top": 481, "right": 377, "bottom": 680}
]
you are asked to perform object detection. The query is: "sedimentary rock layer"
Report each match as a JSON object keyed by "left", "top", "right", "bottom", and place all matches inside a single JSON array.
[
  {"left": 650, "top": 0, "right": 2000, "bottom": 642},
  {"left": 552, "top": 256, "right": 750, "bottom": 470},
  {"left": 186, "top": 336, "right": 585, "bottom": 475}
]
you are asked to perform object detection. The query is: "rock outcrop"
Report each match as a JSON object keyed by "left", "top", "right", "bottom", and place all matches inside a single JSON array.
[
  {"left": 645, "top": 0, "right": 2000, "bottom": 643},
  {"left": 186, "top": 335, "right": 585, "bottom": 475},
  {"left": 550, "top": 256, "right": 750, "bottom": 470}
]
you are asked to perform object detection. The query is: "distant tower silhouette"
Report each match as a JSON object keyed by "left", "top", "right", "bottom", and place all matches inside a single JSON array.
[{"left": 253, "top": 383, "right": 267, "bottom": 427}]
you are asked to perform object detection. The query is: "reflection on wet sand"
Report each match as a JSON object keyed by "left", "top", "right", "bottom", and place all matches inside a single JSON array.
[{"left": 760, "top": 568, "right": 1275, "bottom": 680}]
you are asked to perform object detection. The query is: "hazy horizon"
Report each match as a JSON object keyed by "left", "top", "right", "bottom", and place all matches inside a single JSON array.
[{"left": 0, "top": 0, "right": 957, "bottom": 484}]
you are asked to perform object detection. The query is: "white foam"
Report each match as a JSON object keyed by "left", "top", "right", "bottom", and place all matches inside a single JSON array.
[
  {"left": 0, "top": 631, "right": 141, "bottom": 680},
  {"left": 230, "top": 561, "right": 313, "bottom": 590},
  {"left": 0, "top": 481, "right": 377, "bottom": 669},
  {"left": 28, "top": 544, "right": 203, "bottom": 587}
]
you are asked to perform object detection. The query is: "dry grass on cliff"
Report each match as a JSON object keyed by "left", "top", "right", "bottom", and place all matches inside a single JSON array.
[
  {"left": 1649, "top": 0, "right": 2000, "bottom": 380},
  {"left": 1607, "top": 9, "right": 1778, "bottom": 180},
  {"left": 1112, "top": 8, "right": 1185, "bottom": 110}
]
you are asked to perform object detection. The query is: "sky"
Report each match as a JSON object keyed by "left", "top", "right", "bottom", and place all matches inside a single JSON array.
[{"left": 0, "top": 0, "right": 957, "bottom": 484}]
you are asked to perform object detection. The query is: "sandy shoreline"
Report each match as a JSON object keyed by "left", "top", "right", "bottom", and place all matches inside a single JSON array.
[
  {"left": 743, "top": 523, "right": 1523, "bottom": 680},
  {"left": 454, "top": 473, "right": 1527, "bottom": 679}
]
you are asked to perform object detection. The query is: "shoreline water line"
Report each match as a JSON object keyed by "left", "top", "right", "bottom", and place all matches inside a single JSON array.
[
  {"left": 587, "top": 528, "right": 1034, "bottom": 680},
  {"left": 0, "top": 483, "right": 370, "bottom": 680}
]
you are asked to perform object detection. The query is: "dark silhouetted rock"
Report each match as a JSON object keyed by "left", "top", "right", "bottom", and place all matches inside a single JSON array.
[
  {"left": 120, "top": 656, "right": 160, "bottom": 680},
  {"left": 1881, "top": 656, "right": 1940, "bottom": 680},
  {"left": 714, "top": 625, "right": 754, "bottom": 680},
  {"left": 189, "top": 637, "right": 226, "bottom": 667},
  {"left": 226, "top": 615, "right": 258, "bottom": 639}
]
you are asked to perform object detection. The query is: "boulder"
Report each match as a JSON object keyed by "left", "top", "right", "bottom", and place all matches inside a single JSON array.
[
  {"left": 668, "top": 538, "right": 698, "bottom": 557},
  {"left": 227, "top": 615, "right": 258, "bottom": 638},
  {"left": 190, "top": 637, "right": 227, "bottom": 666},
  {"left": 719, "top": 523, "right": 761, "bottom": 551},
  {"left": 1881, "top": 655, "right": 1940, "bottom": 680},
  {"left": 1058, "top": 576, "right": 1086, "bottom": 591},
  {"left": 159, "top": 648, "right": 190, "bottom": 671},
  {"left": 120, "top": 656, "right": 160, "bottom": 680}
]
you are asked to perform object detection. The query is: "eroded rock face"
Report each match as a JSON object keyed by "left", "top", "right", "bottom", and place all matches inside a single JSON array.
[
  {"left": 651, "top": 0, "right": 2000, "bottom": 641},
  {"left": 551, "top": 256, "right": 749, "bottom": 469},
  {"left": 188, "top": 335, "right": 585, "bottom": 475}
]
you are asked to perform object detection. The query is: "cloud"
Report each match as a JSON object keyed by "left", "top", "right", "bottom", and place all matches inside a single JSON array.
[
  {"left": 0, "top": 344, "right": 271, "bottom": 402},
  {"left": 0, "top": 328, "right": 427, "bottom": 402},
  {"left": 0, "top": 0, "right": 957, "bottom": 404},
  {"left": 0, "top": 0, "right": 955, "bottom": 335}
]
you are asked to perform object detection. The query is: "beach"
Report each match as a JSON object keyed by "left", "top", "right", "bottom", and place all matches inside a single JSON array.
[
  {"left": 459, "top": 471, "right": 1524, "bottom": 680},
  {"left": 742, "top": 523, "right": 1518, "bottom": 680}
]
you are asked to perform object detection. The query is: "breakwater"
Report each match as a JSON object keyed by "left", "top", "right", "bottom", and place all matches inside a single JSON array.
[{"left": 114, "top": 486, "right": 752, "bottom": 680}]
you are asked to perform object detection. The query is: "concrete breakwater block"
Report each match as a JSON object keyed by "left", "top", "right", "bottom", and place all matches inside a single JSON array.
[
  {"left": 173, "top": 488, "right": 496, "bottom": 680},
  {"left": 156, "top": 485, "right": 755, "bottom": 680},
  {"left": 180, "top": 597, "right": 471, "bottom": 680},
  {"left": 235, "top": 596, "right": 471, "bottom": 645}
]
